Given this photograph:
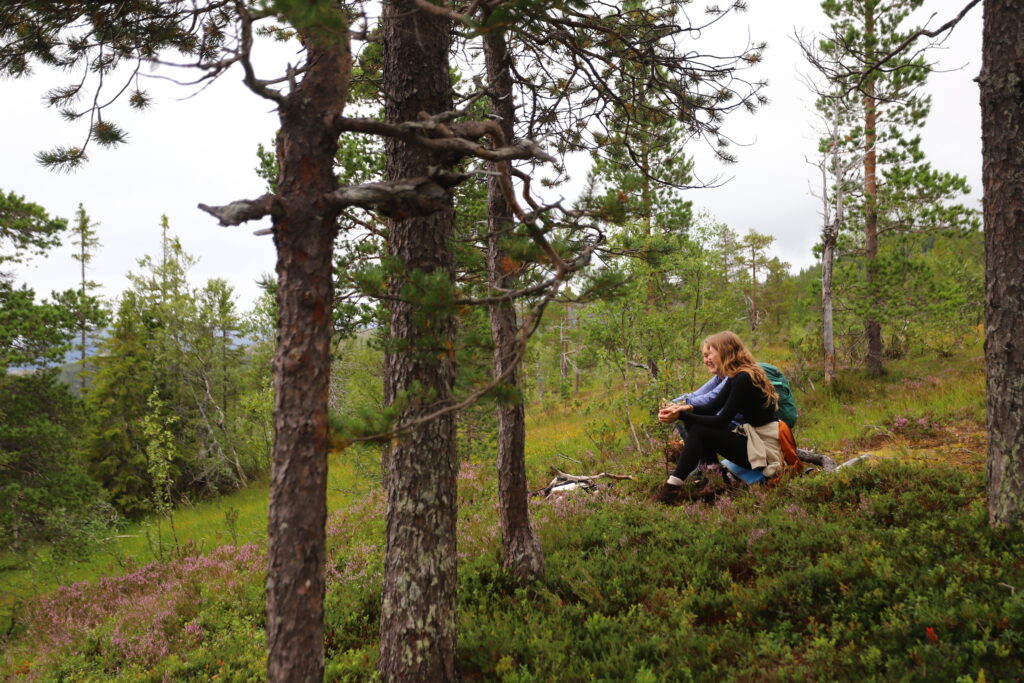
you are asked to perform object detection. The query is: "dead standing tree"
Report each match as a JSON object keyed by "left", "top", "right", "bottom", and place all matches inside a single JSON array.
[
  {"left": 815, "top": 92, "right": 863, "bottom": 385},
  {"left": 797, "top": 46, "right": 865, "bottom": 384}
]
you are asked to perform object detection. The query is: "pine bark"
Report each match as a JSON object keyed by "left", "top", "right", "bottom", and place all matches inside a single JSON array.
[
  {"left": 80, "top": 249, "right": 88, "bottom": 395},
  {"left": 822, "top": 232, "right": 838, "bottom": 383},
  {"left": 823, "top": 95, "right": 843, "bottom": 385},
  {"left": 641, "top": 158, "right": 659, "bottom": 380},
  {"left": 863, "top": 3, "right": 884, "bottom": 377},
  {"left": 981, "top": 0, "right": 1024, "bottom": 526},
  {"left": 483, "top": 23, "right": 545, "bottom": 585},
  {"left": 749, "top": 243, "right": 759, "bottom": 332},
  {"left": 378, "top": 2, "right": 459, "bottom": 680},
  {"left": 265, "top": 36, "right": 348, "bottom": 683}
]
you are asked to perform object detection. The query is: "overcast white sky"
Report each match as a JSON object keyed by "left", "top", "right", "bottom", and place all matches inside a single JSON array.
[{"left": 3, "top": 0, "right": 983, "bottom": 309}]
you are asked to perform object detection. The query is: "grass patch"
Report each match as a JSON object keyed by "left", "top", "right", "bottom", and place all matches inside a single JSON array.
[
  {"left": 0, "top": 445, "right": 379, "bottom": 635},
  {"left": 1, "top": 348, "right": 1005, "bottom": 681},
  {"left": 791, "top": 350, "right": 985, "bottom": 455},
  {"left": 8, "top": 460, "right": 1020, "bottom": 681}
]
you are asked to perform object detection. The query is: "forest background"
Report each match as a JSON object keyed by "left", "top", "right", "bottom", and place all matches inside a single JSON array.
[{"left": 1, "top": 0, "right": 1020, "bottom": 681}]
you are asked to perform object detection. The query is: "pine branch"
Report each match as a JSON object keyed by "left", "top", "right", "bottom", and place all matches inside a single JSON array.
[
  {"left": 855, "top": 0, "right": 981, "bottom": 88},
  {"left": 198, "top": 171, "right": 472, "bottom": 227},
  {"left": 197, "top": 194, "right": 279, "bottom": 226},
  {"left": 324, "top": 171, "right": 471, "bottom": 217},
  {"left": 333, "top": 115, "right": 556, "bottom": 164}
]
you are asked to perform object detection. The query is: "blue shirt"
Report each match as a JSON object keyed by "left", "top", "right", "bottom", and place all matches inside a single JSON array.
[
  {"left": 673, "top": 375, "right": 744, "bottom": 426},
  {"left": 673, "top": 375, "right": 727, "bottom": 407}
]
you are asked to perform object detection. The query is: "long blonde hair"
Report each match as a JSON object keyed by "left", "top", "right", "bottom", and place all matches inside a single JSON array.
[{"left": 703, "top": 331, "right": 778, "bottom": 409}]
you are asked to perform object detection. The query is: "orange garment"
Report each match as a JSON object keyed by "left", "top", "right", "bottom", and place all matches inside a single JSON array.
[{"left": 778, "top": 420, "right": 803, "bottom": 473}]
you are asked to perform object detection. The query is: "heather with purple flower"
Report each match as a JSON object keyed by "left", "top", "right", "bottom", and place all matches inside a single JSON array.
[
  {"left": 2, "top": 345, "right": 1016, "bottom": 680},
  {"left": 6, "top": 544, "right": 265, "bottom": 679},
  {"left": 889, "top": 414, "right": 938, "bottom": 440}
]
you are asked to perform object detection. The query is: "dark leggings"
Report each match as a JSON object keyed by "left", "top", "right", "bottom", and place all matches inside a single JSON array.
[{"left": 672, "top": 423, "right": 755, "bottom": 479}]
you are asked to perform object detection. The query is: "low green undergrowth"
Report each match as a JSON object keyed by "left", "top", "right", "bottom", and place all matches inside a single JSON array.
[
  {"left": 1, "top": 349, "right": 1006, "bottom": 681},
  {"left": 447, "top": 462, "right": 1023, "bottom": 681},
  {"left": 0, "top": 448, "right": 375, "bottom": 636},
  {"left": 6, "top": 460, "right": 1021, "bottom": 682},
  {"left": 794, "top": 350, "right": 985, "bottom": 452}
]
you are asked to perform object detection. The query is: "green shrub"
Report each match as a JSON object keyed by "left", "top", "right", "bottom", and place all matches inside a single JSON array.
[
  {"left": 0, "top": 370, "right": 116, "bottom": 554},
  {"left": 445, "top": 462, "right": 1024, "bottom": 681}
]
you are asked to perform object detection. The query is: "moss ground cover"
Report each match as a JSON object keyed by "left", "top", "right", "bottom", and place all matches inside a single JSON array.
[{"left": 4, "top": 349, "right": 1019, "bottom": 681}]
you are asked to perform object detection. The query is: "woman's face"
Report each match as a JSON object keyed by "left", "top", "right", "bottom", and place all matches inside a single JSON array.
[{"left": 703, "top": 345, "right": 723, "bottom": 376}]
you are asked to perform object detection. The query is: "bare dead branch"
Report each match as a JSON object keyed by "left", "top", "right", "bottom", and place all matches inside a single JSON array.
[
  {"left": 796, "top": 0, "right": 980, "bottom": 97},
  {"left": 236, "top": 0, "right": 286, "bottom": 104},
  {"left": 530, "top": 470, "right": 635, "bottom": 498},
  {"left": 325, "top": 171, "right": 470, "bottom": 217},
  {"left": 198, "top": 194, "right": 279, "bottom": 226},
  {"left": 857, "top": 0, "right": 980, "bottom": 87},
  {"left": 412, "top": 0, "right": 469, "bottom": 24},
  {"left": 333, "top": 115, "right": 556, "bottom": 164}
]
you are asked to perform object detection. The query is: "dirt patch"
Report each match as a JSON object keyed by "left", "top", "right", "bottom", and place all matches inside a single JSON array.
[{"left": 832, "top": 420, "right": 987, "bottom": 471}]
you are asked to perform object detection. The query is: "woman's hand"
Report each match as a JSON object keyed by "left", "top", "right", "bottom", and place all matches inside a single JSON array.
[{"left": 658, "top": 403, "right": 692, "bottom": 422}]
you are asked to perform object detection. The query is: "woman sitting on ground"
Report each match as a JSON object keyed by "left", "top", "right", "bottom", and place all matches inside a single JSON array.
[{"left": 652, "top": 330, "right": 781, "bottom": 504}]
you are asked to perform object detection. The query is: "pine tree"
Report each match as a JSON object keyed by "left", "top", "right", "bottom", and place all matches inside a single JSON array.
[
  {"left": 0, "top": 189, "right": 75, "bottom": 370},
  {"left": 817, "top": 0, "right": 978, "bottom": 375},
  {"left": 86, "top": 289, "right": 160, "bottom": 518},
  {"left": 0, "top": 191, "right": 109, "bottom": 551},
  {"left": 480, "top": 5, "right": 545, "bottom": 585},
  {"left": 738, "top": 230, "right": 775, "bottom": 334},
  {"left": 0, "top": 189, "right": 66, "bottom": 263},
  {"left": 68, "top": 204, "right": 107, "bottom": 395},
  {"left": 980, "top": 0, "right": 1024, "bottom": 526}
]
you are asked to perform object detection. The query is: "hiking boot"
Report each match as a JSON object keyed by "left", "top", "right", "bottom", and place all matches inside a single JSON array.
[
  {"left": 664, "top": 440, "right": 685, "bottom": 465},
  {"left": 721, "top": 469, "right": 741, "bottom": 488},
  {"left": 686, "top": 470, "right": 708, "bottom": 486},
  {"left": 649, "top": 482, "right": 683, "bottom": 505},
  {"left": 682, "top": 469, "right": 734, "bottom": 503}
]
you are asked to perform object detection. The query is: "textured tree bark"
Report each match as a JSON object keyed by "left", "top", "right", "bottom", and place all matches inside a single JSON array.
[
  {"left": 378, "top": 1, "right": 459, "bottom": 680},
  {"left": 822, "top": 234, "right": 837, "bottom": 383},
  {"left": 640, "top": 152, "right": 660, "bottom": 380},
  {"left": 823, "top": 95, "right": 843, "bottom": 386},
  {"left": 483, "top": 23, "right": 546, "bottom": 585},
  {"left": 863, "top": 3, "right": 885, "bottom": 377},
  {"left": 981, "top": 0, "right": 1024, "bottom": 526},
  {"left": 265, "top": 36, "right": 349, "bottom": 683},
  {"left": 749, "top": 243, "right": 759, "bottom": 332}
]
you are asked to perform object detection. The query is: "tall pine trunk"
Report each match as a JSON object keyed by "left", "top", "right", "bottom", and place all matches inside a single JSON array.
[
  {"left": 266, "top": 35, "right": 348, "bottom": 683},
  {"left": 79, "top": 270, "right": 88, "bottom": 394},
  {"left": 823, "top": 95, "right": 843, "bottom": 385},
  {"left": 981, "top": 0, "right": 1024, "bottom": 526},
  {"left": 640, "top": 153, "right": 660, "bottom": 379},
  {"left": 822, "top": 232, "right": 838, "bottom": 383},
  {"left": 379, "top": 2, "right": 459, "bottom": 680},
  {"left": 483, "top": 22, "right": 545, "bottom": 584},
  {"left": 749, "top": 243, "right": 759, "bottom": 332},
  {"left": 863, "top": 3, "right": 884, "bottom": 377}
]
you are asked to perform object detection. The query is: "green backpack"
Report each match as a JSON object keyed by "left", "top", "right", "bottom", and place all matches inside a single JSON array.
[{"left": 759, "top": 362, "right": 798, "bottom": 429}]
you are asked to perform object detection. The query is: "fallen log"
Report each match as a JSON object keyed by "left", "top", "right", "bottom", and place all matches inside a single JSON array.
[
  {"left": 796, "top": 448, "right": 839, "bottom": 472},
  {"left": 530, "top": 469, "right": 634, "bottom": 498}
]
